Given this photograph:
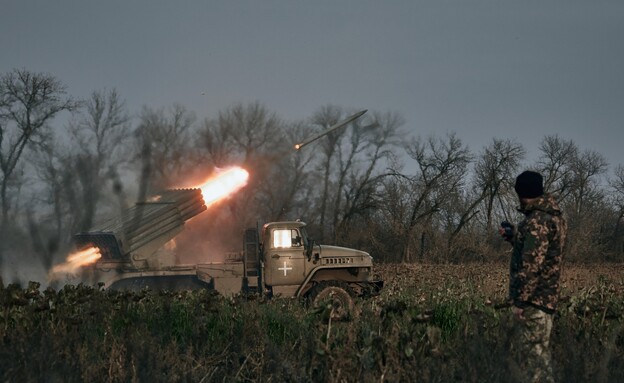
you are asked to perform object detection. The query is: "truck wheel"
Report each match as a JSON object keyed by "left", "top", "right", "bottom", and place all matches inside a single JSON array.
[{"left": 308, "top": 281, "right": 356, "bottom": 321}]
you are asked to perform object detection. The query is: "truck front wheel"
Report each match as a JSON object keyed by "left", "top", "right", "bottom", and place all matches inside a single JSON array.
[{"left": 308, "top": 281, "right": 356, "bottom": 321}]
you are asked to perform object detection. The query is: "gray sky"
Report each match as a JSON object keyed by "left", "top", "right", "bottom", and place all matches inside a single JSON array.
[{"left": 2, "top": 1, "right": 624, "bottom": 173}]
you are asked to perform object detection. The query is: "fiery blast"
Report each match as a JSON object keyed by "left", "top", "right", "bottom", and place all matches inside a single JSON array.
[
  {"left": 49, "top": 167, "right": 249, "bottom": 279},
  {"left": 168, "top": 166, "right": 250, "bottom": 263},
  {"left": 194, "top": 167, "right": 249, "bottom": 206},
  {"left": 48, "top": 246, "right": 102, "bottom": 280}
]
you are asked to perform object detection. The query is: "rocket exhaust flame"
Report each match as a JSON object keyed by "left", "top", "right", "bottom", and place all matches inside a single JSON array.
[
  {"left": 195, "top": 167, "right": 249, "bottom": 206},
  {"left": 49, "top": 246, "right": 102, "bottom": 279}
]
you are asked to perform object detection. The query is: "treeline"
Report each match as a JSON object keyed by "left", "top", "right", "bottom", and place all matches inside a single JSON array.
[{"left": 1, "top": 68, "right": 623, "bottom": 279}]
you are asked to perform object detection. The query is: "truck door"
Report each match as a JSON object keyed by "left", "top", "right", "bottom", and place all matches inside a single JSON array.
[{"left": 264, "top": 228, "right": 306, "bottom": 286}]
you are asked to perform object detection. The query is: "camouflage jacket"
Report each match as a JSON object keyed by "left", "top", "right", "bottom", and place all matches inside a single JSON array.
[{"left": 509, "top": 194, "right": 567, "bottom": 313}]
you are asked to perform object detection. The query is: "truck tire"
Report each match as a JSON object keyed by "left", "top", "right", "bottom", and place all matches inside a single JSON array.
[{"left": 308, "top": 281, "right": 356, "bottom": 321}]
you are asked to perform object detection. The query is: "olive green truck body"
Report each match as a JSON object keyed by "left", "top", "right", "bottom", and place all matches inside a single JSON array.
[{"left": 75, "top": 189, "right": 382, "bottom": 300}]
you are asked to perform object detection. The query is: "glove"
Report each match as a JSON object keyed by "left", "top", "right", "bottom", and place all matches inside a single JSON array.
[{"left": 499, "top": 221, "right": 514, "bottom": 242}]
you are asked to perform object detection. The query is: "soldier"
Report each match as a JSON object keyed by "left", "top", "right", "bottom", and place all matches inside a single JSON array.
[{"left": 500, "top": 170, "right": 567, "bottom": 383}]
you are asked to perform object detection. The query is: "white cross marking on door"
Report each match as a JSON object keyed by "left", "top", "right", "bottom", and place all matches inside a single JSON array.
[{"left": 278, "top": 262, "right": 293, "bottom": 276}]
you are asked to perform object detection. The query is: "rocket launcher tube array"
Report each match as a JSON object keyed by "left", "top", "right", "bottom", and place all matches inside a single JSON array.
[{"left": 74, "top": 189, "right": 207, "bottom": 262}]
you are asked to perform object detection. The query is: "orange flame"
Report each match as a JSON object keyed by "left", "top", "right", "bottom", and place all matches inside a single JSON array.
[
  {"left": 195, "top": 167, "right": 249, "bottom": 206},
  {"left": 49, "top": 246, "right": 102, "bottom": 277}
]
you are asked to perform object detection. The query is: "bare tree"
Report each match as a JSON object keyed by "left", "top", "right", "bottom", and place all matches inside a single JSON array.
[
  {"left": 434, "top": 138, "right": 525, "bottom": 260},
  {"left": 255, "top": 120, "right": 316, "bottom": 222},
  {"left": 197, "top": 101, "right": 282, "bottom": 165},
  {"left": 310, "top": 105, "right": 346, "bottom": 242},
  {"left": 554, "top": 148, "right": 609, "bottom": 261},
  {"left": 0, "top": 69, "right": 77, "bottom": 227},
  {"left": 332, "top": 111, "right": 403, "bottom": 244},
  {"left": 609, "top": 165, "right": 624, "bottom": 256},
  {"left": 372, "top": 173, "right": 413, "bottom": 262},
  {"left": 135, "top": 104, "right": 196, "bottom": 190},
  {"left": 536, "top": 135, "right": 578, "bottom": 201},
  {"left": 399, "top": 133, "right": 471, "bottom": 262},
  {"left": 568, "top": 149, "right": 608, "bottom": 217},
  {"left": 197, "top": 115, "right": 236, "bottom": 168},
  {"left": 70, "top": 89, "right": 131, "bottom": 168},
  {"left": 0, "top": 69, "right": 77, "bottom": 271},
  {"left": 475, "top": 139, "right": 525, "bottom": 233},
  {"left": 24, "top": 89, "right": 131, "bottom": 273},
  {"left": 223, "top": 102, "right": 282, "bottom": 165},
  {"left": 66, "top": 89, "right": 132, "bottom": 231},
  {"left": 26, "top": 134, "right": 69, "bottom": 270},
  {"left": 197, "top": 102, "right": 282, "bottom": 168}
]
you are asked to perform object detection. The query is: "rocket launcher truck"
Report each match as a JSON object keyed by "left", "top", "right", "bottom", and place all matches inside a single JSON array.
[{"left": 75, "top": 187, "right": 383, "bottom": 319}]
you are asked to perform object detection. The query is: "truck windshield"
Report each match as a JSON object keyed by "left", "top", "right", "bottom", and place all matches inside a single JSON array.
[{"left": 273, "top": 229, "right": 302, "bottom": 248}]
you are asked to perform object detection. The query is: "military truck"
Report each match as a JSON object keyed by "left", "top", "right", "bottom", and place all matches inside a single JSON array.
[{"left": 75, "top": 188, "right": 383, "bottom": 318}]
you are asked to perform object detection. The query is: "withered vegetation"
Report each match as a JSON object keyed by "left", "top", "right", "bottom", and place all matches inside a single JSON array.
[{"left": 1, "top": 263, "right": 623, "bottom": 382}]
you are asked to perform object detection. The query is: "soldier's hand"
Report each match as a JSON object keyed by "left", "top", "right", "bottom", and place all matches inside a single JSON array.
[
  {"left": 499, "top": 221, "right": 514, "bottom": 242},
  {"left": 512, "top": 306, "right": 524, "bottom": 320}
]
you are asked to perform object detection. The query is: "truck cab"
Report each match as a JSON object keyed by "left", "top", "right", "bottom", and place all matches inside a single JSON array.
[
  {"left": 262, "top": 221, "right": 308, "bottom": 289},
  {"left": 259, "top": 221, "right": 381, "bottom": 300}
]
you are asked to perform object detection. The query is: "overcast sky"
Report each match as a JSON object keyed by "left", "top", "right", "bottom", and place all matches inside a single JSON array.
[{"left": 2, "top": 1, "right": 623, "bottom": 175}]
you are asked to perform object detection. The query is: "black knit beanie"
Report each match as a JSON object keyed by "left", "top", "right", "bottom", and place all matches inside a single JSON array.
[{"left": 514, "top": 171, "right": 544, "bottom": 199}]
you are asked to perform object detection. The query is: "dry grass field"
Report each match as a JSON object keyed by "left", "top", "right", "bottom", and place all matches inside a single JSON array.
[
  {"left": 377, "top": 262, "right": 624, "bottom": 301},
  {"left": 1, "top": 262, "right": 623, "bottom": 382}
]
